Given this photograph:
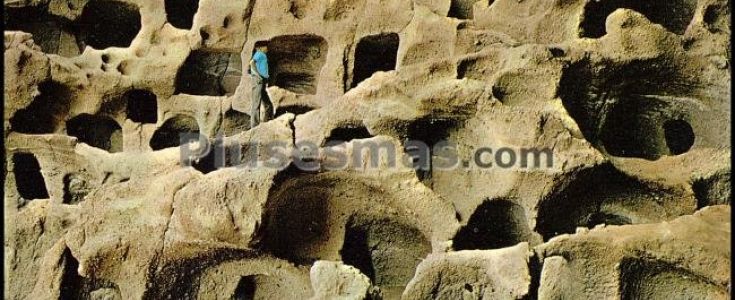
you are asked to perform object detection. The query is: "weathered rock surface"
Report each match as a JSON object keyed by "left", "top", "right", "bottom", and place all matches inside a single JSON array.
[{"left": 3, "top": 0, "right": 730, "bottom": 299}]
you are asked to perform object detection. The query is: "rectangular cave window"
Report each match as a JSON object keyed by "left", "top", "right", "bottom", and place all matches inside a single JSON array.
[
  {"left": 266, "top": 34, "right": 328, "bottom": 95},
  {"left": 12, "top": 152, "right": 50, "bottom": 201},
  {"left": 175, "top": 50, "right": 240, "bottom": 96},
  {"left": 351, "top": 33, "right": 399, "bottom": 89}
]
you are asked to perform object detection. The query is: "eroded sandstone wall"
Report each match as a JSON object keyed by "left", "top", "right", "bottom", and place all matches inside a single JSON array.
[{"left": 3, "top": 0, "right": 731, "bottom": 299}]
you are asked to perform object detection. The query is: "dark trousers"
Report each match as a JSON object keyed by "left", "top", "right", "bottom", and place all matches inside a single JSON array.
[{"left": 250, "top": 74, "right": 273, "bottom": 128}]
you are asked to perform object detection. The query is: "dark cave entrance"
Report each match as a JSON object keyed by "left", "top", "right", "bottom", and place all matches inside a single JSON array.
[
  {"left": 175, "top": 50, "right": 239, "bottom": 96},
  {"left": 324, "top": 125, "right": 373, "bottom": 145},
  {"left": 558, "top": 59, "right": 696, "bottom": 160},
  {"left": 453, "top": 199, "right": 533, "bottom": 250},
  {"left": 579, "top": 0, "right": 698, "bottom": 38},
  {"left": 10, "top": 81, "right": 71, "bottom": 134},
  {"left": 66, "top": 114, "right": 123, "bottom": 153},
  {"left": 12, "top": 153, "right": 50, "bottom": 201},
  {"left": 663, "top": 119, "right": 695, "bottom": 155},
  {"left": 60, "top": 248, "right": 121, "bottom": 299},
  {"left": 448, "top": 0, "right": 487, "bottom": 19},
  {"left": 340, "top": 215, "right": 431, "bottom": 298},
  {"left": 125, "top": 89, "right": 158, "bottom": 124},
  {"left": 75, "top": 0, "right": 142, "bottom": 50},
  {"left": 149, "top": 114, "right": 201, "bottom": 150},
  {"left": 267, "top": 35, "right": 329, "bottom": 95},
  {"left": 351, "top": 33, "right": 399, "bottom": 89},
  {"left": 165, "top": 0, "right": 200, "bottom": 29},
  {"left": 231, "top": 274, "right": 290, "bottom": 300}
]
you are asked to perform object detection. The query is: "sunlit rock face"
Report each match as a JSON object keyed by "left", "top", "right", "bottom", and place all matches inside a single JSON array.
[{"left": 4, "top": 0, "right": 730, "bottom": 299}]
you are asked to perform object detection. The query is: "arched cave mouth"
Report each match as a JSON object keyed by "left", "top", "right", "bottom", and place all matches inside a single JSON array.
[
  {"left": 265, "top": 34, "right": 329, "bottom": 95},
  {"left": 66, "top": 114, "right": 123, "bottom": 153},
  {"left": 231, "top": 274, "right": 293, "bottom": 300},
  {"left": 453, "top": 199, "right": 533, "bottom": 250},
  {"left": 261, "top": 181, "right": 331, "bottom": 264},
  {"left": 150, "top": 114, "right": 201, "bottom": 150},
  {"left": 663, "top": 119, "right": 695, "bottom": 155},
  {"left": 12, "top": 152, "right": 50, "bottom": 202},
  {"left": 75, "top": 0, "right": 142, "bottom": 50},
  {"left": 579, "top": 0, "right": 698, "bottom": 38},
  {"left": 350, "top": 33, "right": 399, "bottom": 89},
  {"left": 340, "top": 214, "right": 431, "bottom": 298}
]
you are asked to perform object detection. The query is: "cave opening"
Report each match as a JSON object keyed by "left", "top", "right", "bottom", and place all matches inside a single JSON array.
[
  {"left": 175, "top": 50, "right": 239, "bottom": 96},
  {"left": 12, "top": 153, "right": 50, "bottom": 201},
  {"left": 262, "top": 184, "right": 330, "bottom": 264},
  {"left": 351, "top": 33, "right": 399, "bottom": 89},
  {"left": 663, "top": 119, "right": 695, "bottom": 155},
  {"left": 324, "top": 125, "right": 372, "bottom": 145},
  {"left": 453, "top": 199, "right": 533, "bottom": 250},
  {"left": 60, "top": 248, "right": 121, "bottom": 299},
  {"left": 274, "top": 105, "right": 314, "bottom": 117},
  {"left": 579, "top": 0, "right": 698, "bottom": 38},
  {"left": 10, "top": 81, "right": 72, "bottom": 134},
  {"left": 558, "top": 59, "right": 695, "bottom": 160},
  {"left": 149, "top": 114, "right": 201, "bottom": 150},
  {"left": 165, "top": 0, "right": 199, "bottom": 29},
  {"left": 66, "top": 114, "right": 123, "bottom": 153},
  {"left": 125, "top": 89, "right": 158, "bottom": 124},
  {"left": 340, "top": 215, "right": 431, "bottom": 298},
  {"left": 230, "top": 275, "right": 290, "bottom": 300},
  {"left": 75, "top": 0, "right": 142, "bottom": 50},
  {"left": 267, "top": 35, "right": 328, "bottom": 95},
  {"left": 535, "top": 164, "right": 647, "bottom": 241},
  {"left": 448, "top": 0, "right": 485, "bottom": 19}
]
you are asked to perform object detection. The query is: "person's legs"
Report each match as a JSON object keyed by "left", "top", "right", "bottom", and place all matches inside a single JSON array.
[
  {"left": 261, "top": 85, "right": 274, "bottom": 123},
  {"left": 250, "top": 75, "right": 263, "bottom": 128}
]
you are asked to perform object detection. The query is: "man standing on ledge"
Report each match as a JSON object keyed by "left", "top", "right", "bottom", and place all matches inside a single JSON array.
[{"left": 249, "top": 42, "right": 273, "bottom": 128}]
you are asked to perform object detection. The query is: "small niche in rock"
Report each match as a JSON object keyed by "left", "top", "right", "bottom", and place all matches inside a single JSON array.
[
  {"left": 453, "top": 199, "right": 533, "bottom": 250},
  {"left": 175, "top": 50, "right": 238, "bottom": 96},
  {"left": 66, "top": 114, "right": 123, "bottom": 153},
  {"left": 76, "top": 0, "right": 142, "bottom": 50},
  {"left": 351, "top": 33, "right": 399, "bottom": 89},
  {"left": 340, "top": 215, "right": 431, "bottom": 299},
  {"left": 63, "top": 173, "right": 91, "bottom": 204},
  {"left": 125, "top": 89, "right": 158, "bottom": 124},
  {"left": 10, "top": 81, "right": 72, "bottom": 134},
  {"left": 324, "top": 125, "right": 372, "bottom": 145},
  {"left": 267, "top": 35, "right": 329, "bottom": 95},
  {"left": 231, "top": 274, "right": 291, "bottom": 299},
  {"left": 165, "top": 0, "right": 199, "bottom": 29},
  {"left": 150, "top": 114, "right": 201, "bottom": 150},
  {"left": 663, "top": 119, "right": 695, "bottom": 155},
  {"left": 579, "top": 0, "right": 698, "bottom": 38},
  {"left": 448, "top": 0, "right": 483, "bottom": 19},
  {"left": 12, "top": 153, "right": 50, "bottom": 201},
  {"left": 535, "top": 164, "right": 657, "bottom": 241},
  {"left": 60, "top": 248, "right": 122, "bottom": 299},
  {"left": 275, "top": 105, "right": 313, "bottom": 117},
  {"left": 693, "top": 172, "right": 731, "bottom": 209}
]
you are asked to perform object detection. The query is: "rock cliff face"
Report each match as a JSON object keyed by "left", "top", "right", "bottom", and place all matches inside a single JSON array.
[{"left": 3, "top": 0, "right": 730, "bottom": 299}]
